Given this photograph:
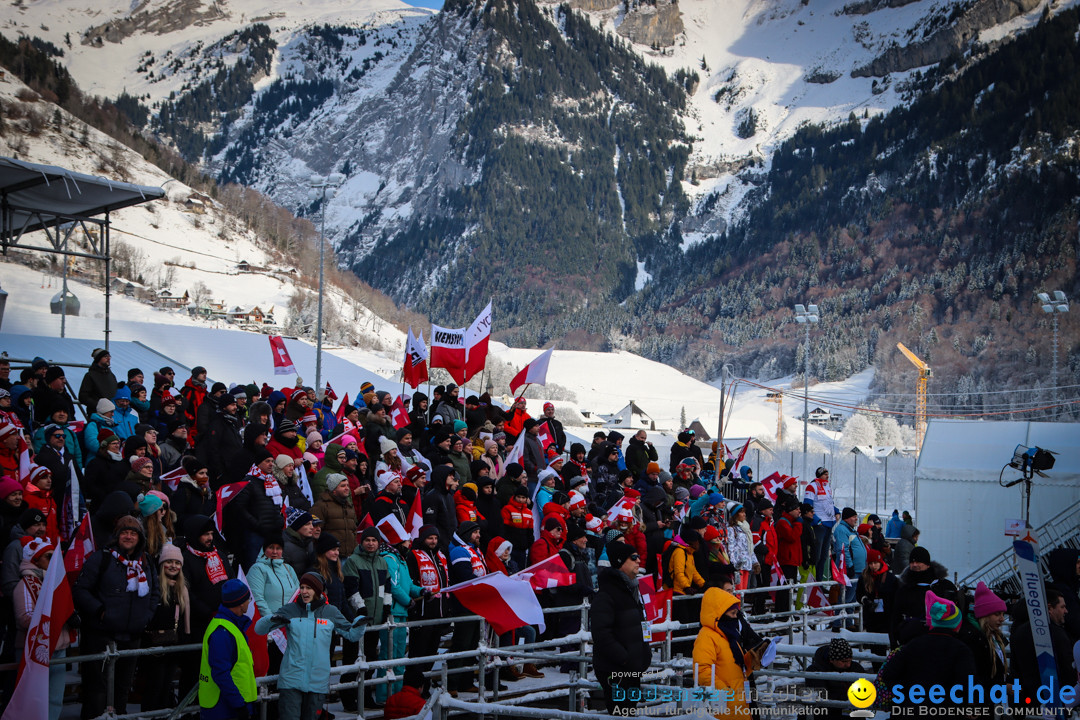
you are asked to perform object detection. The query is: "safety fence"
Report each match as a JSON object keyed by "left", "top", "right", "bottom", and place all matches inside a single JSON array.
[{"left": 26, "top": 579, "right": 886, "bottom": 719}]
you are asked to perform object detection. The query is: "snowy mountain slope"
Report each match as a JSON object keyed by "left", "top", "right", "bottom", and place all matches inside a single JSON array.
[
  {"left": 0, "top": 68, "right": 406, "bottom": 355},
  {"left": 1, "top": 0, "right": 432, "bottom": 103}
]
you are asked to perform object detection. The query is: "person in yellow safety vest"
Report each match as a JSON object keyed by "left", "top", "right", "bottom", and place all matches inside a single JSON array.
[{"left": 200, "top": 579, "right": 257, "bottom": 720}]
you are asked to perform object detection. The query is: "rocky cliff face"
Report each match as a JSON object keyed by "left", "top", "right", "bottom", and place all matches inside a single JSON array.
[
  {"left": 616, "top": 0, "right": 683, "bottom": 48},
  {"left": 852, "top": 0, "right": 1041, "bottom": 76},
  {"left": 82, "top": 0, "right": 227, "bottom": 45}
]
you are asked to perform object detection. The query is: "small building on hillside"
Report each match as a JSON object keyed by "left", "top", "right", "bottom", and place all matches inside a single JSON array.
[
  {"left": 603, "top": 401, "right": 656, "bottom": 431},
  {"left": 688, "top": 419, "right": 712, "bottom": 441},
  {"left": 155, "top": 289, "right": 189, "bottom": 308}
]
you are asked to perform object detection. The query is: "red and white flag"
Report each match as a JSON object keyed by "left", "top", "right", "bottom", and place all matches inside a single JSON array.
[
  {"left": 215, "top": 481, "right": 247, "bottom": 535},
  {"left": 805, "top": 584, "right": 834, "bottom": 616},
  {"left": 832, "top": 553, "right": 850, "bottom": 587},
  {"left": 504, "top": 431, "right": 526, "bottom": 468},
  {"left": 638, "top": 574, "right": 672, "bottom": 641},
  {"left": 770, "top": 560, "right": 787, "bottom": 587},
  {"left": 509, "top": 347, "right": 553, "bottom": 396},
  {"left": 535, "top": 421, "right": 555, "bottom": 452},
  {"left": 236, "top": 566, "right": 270, "bottom": 677},
  {"left": 358, "top": 513, "right": 374, "bottom": 532},
  {"left": 444, "top": 571, "right": 546, "bottom": 634},
  {"left": 403, "top": 328, "right": 429, "bottom": 389},
  {"left": 323, "top": 382, "right": 338, "bottom": 402},
  {"left": 463, "top": 302, "right": 492, "bottom": 384},
  {"left": 2, "top": 545, "right": 74, "bottom": 720},
  {"left": 515, "top": 553, "right": 575, "bottom": 591},
  {"left": 605, "top": 498, "right": 636, "bottom": 524},
  {"left": 405, "top": 490, "right": 424, "bottom": 540},
  {"left": 390, "top": 395, "right": 410, "bottom": 430},
  {"left": 377, "top": 515, "right": 409, "bottom": 545},
  {"left": 732, "top": 438, "right": 752, "bottom": 474},
  {"left": 761, "top": 472, "right": 785, "bottom": 503},
  {"left": 160, "top": 466, "right": 187, "bottom": 493},
  {"left": 64, "top": 513, "right": 94, "bottom": 577},
  {"left": 268, "top": 335, "right": 297, "bottom": 376},
  {"left": 335, "top": 393, "right": 351, "bottom": 425},
  {"left": 429, "top": 324, "right": 467, "bottom": 385}
]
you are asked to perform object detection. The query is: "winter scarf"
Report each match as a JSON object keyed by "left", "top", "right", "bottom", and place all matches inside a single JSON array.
[
  {"left": 186, "top": 544, "right": 229, "bottom": 584},
  {"left": 110, "top": 548, "right": 150, "bottom": 597},
  {"left": 716, "top": 616, "right": 746, "bottom": 669},
  {"left": 250, "top": 463, "right": 283, "bottom": 506}
]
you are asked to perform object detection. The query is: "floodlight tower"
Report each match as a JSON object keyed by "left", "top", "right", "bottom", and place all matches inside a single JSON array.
[{"left": 1037, "top": 291, "right": 1070, "bottom": 415}]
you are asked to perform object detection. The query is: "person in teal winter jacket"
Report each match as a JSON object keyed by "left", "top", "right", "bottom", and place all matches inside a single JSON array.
[
  {"left": 247, "top": 535, "right": 299, "bottom": 618},
  {"left": 376, "top": 531, "right": 423, "bottom": 703},
  {"left": 255, "top": 572, "right": 366, "bottom": 720},
  {"left": 83, "top": 399, "right": 120, "bottom": 462}
]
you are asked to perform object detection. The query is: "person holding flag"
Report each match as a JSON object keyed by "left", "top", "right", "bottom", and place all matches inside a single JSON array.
[
  {"left": 12, "top": 537, "right": 77, "bottom": 720},
  {"left": 199, "top": 579, "right": 257, "bottom": 720},
  {"left": 74, "top": 515, "right": 160, "bottom": 720}
]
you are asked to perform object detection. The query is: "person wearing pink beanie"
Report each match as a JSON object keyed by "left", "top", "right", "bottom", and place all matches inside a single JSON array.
[{"left": 964, "top": 581, "right": 1009, "bottom": 709}]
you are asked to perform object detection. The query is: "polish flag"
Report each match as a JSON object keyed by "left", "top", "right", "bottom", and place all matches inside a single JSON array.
[
  {"left": 236, "top": 566, "right": 270, "bottom": 677},
  {"left": 390, "top": 395, "right": 410, "bottom": 430},
  {"left": 504, "top": 431, "right": 526, "bottom": 468},
  {"left": 443, "top": 571, "right": 546, "bottom": 634},
  {"left": 334, "top": 393, "right": 351, "bottom": 426},
  {"left": 64, "top": 513, "right": 94, "bottom": 577},
  {"left": 215, "top": 481, "right": 247, "bottom": 536},
  {"left": 429, "top": 324, "right": 467, "bottom": 385},
  {"left": 515, "top": 553, "right": 575, "bottom": 591},
  {"left": 605, "top": 498, "right": 636, "bottom": 524},
  {"left": 405, "top": 490, "right": 424, "bottom": 540},
  {"left": 463, "top": 302, "right": 493, "bottom": 384},
  {"left": 509, "top": 348, "right": 553, "bottom": 396},
  {"left": 377, "top": 515, "right": 409, "bottom": 545},
  {"left": 2, "top": 546, "right": 74, "bottom": 720},
  {"left": 160, "top": 466, "right": 187, "bottom": 493},
  {"left": 268, "top": 335, "right": 297, "bottom": 376},
  {"left": 403, "top": 328, "right": 429, "bottom": 389}
]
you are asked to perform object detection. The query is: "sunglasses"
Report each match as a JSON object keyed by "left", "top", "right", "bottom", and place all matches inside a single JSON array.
[{"left": 629, "top": 554, "right": 640, "bottom": 561}]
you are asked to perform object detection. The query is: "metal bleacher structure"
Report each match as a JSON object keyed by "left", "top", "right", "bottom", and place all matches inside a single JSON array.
[{"left": 958, "top": 497, "right": 1080, "bottom": 595}]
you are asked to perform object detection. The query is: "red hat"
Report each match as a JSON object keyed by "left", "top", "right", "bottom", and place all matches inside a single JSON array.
[
  {"left": 866, "top": 549, "right": 888, "bottom": 575},
  {"left": 703, "top": 525, "right": 721, "bottom": 543},
  {"left": 568, "top": 491, "right": 586, "bottom": 510},
  {"left": 782, "top": 475, "right": 798, "bottom": 489},
  {"left": 405, "top": 465, "right": 425, "bottom": 482},
  {"left": 622, "top": 488, "right": 641, "bottom": 500},
  {"left": 22, "top": 537, "right": 54, "bottom": 563},
  {"left": 514, "top": 396, "right": 526, "bottom": 404},
  {"left": 0, "top": 422, "right": 18, "bottom": 440},
  {"left": 543, "top": 402, "right": 554, "bottom": 412},
  {"left": 98, "top": 427, "right": 118, "bottom": 444},
  {"left": 857, "top": 523, "right": 873, "bottom": 536},
  {"left": 26, "top": 464, "right": 50, "bottom": 485}
]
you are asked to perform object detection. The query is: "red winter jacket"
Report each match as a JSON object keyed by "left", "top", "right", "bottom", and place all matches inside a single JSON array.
[
  {"left": 774, "top": 514, "right": 803, "bottom": 567},
  {"left": 623, "top": 525, "right": 647, "bottom": 561},
  {"left": 529, "top": 528, "right": 563, "bottom": 565}
]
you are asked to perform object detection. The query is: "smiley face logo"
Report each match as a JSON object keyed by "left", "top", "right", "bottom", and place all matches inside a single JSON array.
[{"left": 847, "top": 678, "right": 876, "bottom": 709}]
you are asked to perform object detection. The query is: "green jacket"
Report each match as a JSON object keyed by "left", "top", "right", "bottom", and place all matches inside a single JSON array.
[
  {"left": 342, "top": 546, "right": 391, "bottom": 623},
  {"left": 312, "top": 442, "right": 344, "bottom": 498}
]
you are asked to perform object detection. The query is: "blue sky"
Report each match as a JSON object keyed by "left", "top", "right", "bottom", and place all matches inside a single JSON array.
[{"left": 405, "top": 0, "right": 444, "bottom": 9}]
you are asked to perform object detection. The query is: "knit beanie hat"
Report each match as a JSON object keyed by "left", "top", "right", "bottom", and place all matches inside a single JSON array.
[
  {"left": 299, "top": 572, "right": 325, "bottom": 596},
  {"left": 606, "top": 540, "right": 636, "bottom": 570},
  {"left": 910, "top": 546, "right": 931, "bottom": 565},
  {"left": 221, "top": 579, "right": 250, "bottom": 608},
  {"left": 842, "top": 507, "right": 858, "bottom": 520},
  {"left": 0, "top": 476, "right": 22, "bottom": 500},
  {"left": 505, "top": 463, "right": 524, "bottom": 479},
  {"left": 603, "top": 528, "right": 624, "bottom": 545},
  {"left": 275, "top": 454, "right": 295, "bottom": 469},
  {"left": 160, "top": 543, "right": 184, "bottom": 565},
  {"left": 567, "top": 524, "right": 586, "bottom": 542},
  {"left": 307, "top": 431, "right": 323, "bottom": 446},
  {"left": 689, "top": 484, "right": 705, "bottom": 499},
  {"left": 23, "top": 537, "right": 54, "bottom": 563},
  {"left": 316, "top": 533, "right": 340, "bottom": 555},
  {"left": 379, "top": 436, "right": 398, "bottom": 456},
  {"left": 703, "top": 525, "right": 721, "bottom": 543},
  {"left": 325, "top": 473, "right": 349, "bottom": 493},
  {"left": 828, "top": 638, "right": 852, "bottom": 661},
  {"left": 138, "top": 493, "right": 164, "bottom": 517},
  {"left": 96, "top": 398, "right": 115, "bottom": 414},
  {"left": 708, "top": 492, "right": 724, "bottom": 506},
  {"left": 286, "top": 507, "right": 313, "bottom": 531},
  {"left": 973, "top": 582, "right": 1007, "bottom": 619},
  {"left": 646, "top": 462, "right": 661, "bottom": 475},
  {"left": 925, "top": 590, "right": 962, "bottom": 630},
  {"left": 131, "top": 457, "right": 154, "bottom": 474}
]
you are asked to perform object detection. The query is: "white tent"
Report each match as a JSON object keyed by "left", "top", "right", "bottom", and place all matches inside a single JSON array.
[{"left": 914, "top": 419, "right": 1080, "bottom": 577}]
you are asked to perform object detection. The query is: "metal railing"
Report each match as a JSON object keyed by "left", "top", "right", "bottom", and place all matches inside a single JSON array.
[
  {"left": 32, "top": 579, "right": 872, "bottom": 719},
  {"left": 958, "top": 497, "right": 1080, "bottom": 593}
]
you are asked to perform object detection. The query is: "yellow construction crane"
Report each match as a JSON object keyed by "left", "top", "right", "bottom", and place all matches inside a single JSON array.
[
  {"left": 766, "top": 391, "right": 783, "bottom": 445},
  {"left": 896, "top": 342, "right": 932, "bottom": 456}
]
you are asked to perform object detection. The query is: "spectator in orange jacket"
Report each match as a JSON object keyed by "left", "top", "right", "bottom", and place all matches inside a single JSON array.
[{"left": 22, "top": 465, "right": 59, "bottom": 541}]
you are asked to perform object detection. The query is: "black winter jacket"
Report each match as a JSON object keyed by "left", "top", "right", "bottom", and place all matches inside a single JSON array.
[
  {"left": 74, "top": 526, "right": 160, "bottom": 642},
  {"left": 233, "top": 473, "right": 287, "bottom": 539},
  {"left": 591, "top": 567, "right": 651, "bottom": 679},
  {"left": 422, "top": 466, "right": 458, "bottom": 552}
]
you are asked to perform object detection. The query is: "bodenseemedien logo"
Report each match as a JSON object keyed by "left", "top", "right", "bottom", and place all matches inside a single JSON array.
[{"left": 847, "top": 678, "right": 876, "bottom": 718}]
